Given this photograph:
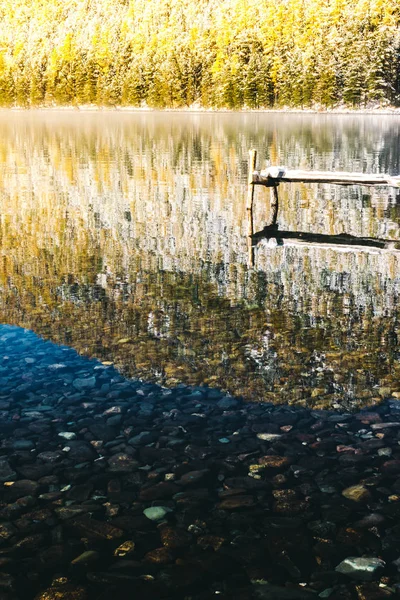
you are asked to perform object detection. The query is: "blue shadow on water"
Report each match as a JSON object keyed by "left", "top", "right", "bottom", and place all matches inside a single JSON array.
[{"left": 0, "top": 325, "right": 148, "bottom": 403}]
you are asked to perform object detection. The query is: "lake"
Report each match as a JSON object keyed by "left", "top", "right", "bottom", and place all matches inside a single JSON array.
[
  {"left": 1, "top": 111, "right": 400, "bottom": 409},
  {"left": 3, "top": 111, "right": 400, "bottom": 600}
]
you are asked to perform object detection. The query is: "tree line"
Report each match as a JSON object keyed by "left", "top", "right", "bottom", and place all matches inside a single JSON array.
[{"left": 0, "top": 0, "right": 399, "bottom": 109}]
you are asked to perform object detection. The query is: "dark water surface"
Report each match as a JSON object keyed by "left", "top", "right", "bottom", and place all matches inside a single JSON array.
[{"left": 2, "top": 111, "right": 400, "bottom": 407}]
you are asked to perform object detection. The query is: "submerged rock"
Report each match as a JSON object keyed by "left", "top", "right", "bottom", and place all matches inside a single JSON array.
[
  {"left": 73, "top": 376, "right": 96, "bottom": 390},
  {"left": 335, "top": 557, "right": 386, "bottom": 580},
  {"left": 0, "top": 459, "right": 16, "bottom": 482},
  {"left": 355, "top": 583, "right": 394, "bottom": 599},
  {"left": 69, "top": 516, "right": 123, "bottom": 540},
  {"left": 179, "top": 469, "right": 209, "bottom": 486},
  {"left": 218, "top": 495, "right": 255, "bottom": 510},
  {"left": 114, "top": 540, "right": 135, "bottom": 557},
  {"left": 217, "top": 397, "right": 239, "bottom": 409},
  {"left": 252, "top": 582, "right": 316, "bottom": 599},
  {"left": 58, "top": 432, "right": 77, "bottom": 440},
  {"left": 158, "top": 524, "right": 192, "bottom": 549},
  {"left": 143, "top": 506, "right": 172, "bottom": 521},
  {"left": 143, "top": 547, "right": 174, "bottom": 564},
  {"left": 258, "top": 455, "right": 291, "bottom": 468},
  {"left": 342, "top": 485, "right": 372, "bottom": 503},
  {"left": 257, "top": 433, "right": 282, "bottom": 441},
  {"left": 34, "top": 583, "right": 88, "bottom": 600},
  {"left": 0, "top": 522, "right": 16, "bottom": 544},
  {"left": 107, "top": 453, "right": 139, "bottom": 472},
  {"left": 71, "top": 550, "right": 99, "bottom": 566}
]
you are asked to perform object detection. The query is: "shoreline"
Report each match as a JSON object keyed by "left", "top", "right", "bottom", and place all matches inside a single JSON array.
[{"left": 3, "top": 104, "right": 400, "bottom": 115}]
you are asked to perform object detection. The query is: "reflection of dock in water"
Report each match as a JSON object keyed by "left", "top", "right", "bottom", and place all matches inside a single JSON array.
[
  {"left": 246, "top": 149, "right": 400, "bottom": 263},
  {"left": 252, "top": 225, "right": 400, "bottom": 253}
]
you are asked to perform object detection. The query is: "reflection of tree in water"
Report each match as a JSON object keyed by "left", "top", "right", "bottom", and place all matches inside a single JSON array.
[
  {"left": 244, "top": 329, "right": 281, "bottom": 390},
  {"left": 0, "top": 256, "right": 399, "bottom": 410},
  {"left": 0, "top": 114, "right": 399, "bottom": 408}
]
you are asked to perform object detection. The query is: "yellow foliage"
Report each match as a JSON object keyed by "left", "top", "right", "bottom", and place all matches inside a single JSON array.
[{"left": 0, "top": 0, "right": 398, "bottom": 108}]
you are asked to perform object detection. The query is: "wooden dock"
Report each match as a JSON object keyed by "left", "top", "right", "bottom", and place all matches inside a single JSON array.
[{"left": 246, "top": 149, "right": 400, "bottom": 265}]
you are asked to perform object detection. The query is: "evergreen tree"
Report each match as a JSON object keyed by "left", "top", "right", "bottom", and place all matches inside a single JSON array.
[{"left": 0, "top": 0, "right": 398, "bottom": 108}]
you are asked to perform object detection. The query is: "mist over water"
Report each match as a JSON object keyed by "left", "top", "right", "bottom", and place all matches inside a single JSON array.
[{"left": 2, "top": 110, "right": 400, "bottom": 408}]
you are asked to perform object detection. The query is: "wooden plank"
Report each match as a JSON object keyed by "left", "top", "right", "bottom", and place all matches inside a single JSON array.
[{"left": 253, "top": 166, "right": 400, "bottom": 187}]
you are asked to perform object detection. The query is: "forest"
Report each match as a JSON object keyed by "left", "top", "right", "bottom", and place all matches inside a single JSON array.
[{"left": 0, "top": 0, "right": 399, "bottom": 109}]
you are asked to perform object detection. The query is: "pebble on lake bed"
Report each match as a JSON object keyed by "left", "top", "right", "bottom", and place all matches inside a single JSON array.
[
  {"left": 71, "top": 551, "right": 99, "bottom": 566},
  {"left": 256, "top": 433, "right": 282, "bottom": 441},
  {"left": 58, "top": 432, "right": 77, "bottom": 440},
  {"left": 113, "top": 540, "right": 135, "bottom": 557},
  {"left": 143, "top": 506, "right": 172, "bottom": 521},
  {"left": 342, "top": 484, "right": 372, "bottom": 502},
  {"left": 335, "top": 557, "right": 386, "bottom": 580}
]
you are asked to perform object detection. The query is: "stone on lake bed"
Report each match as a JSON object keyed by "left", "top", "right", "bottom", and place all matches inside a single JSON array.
[
  {"left": 179, "top": 469, "right": 209, "bottom": 485},
  {"left": 63, "top": 441, "right": 96, "bottom": 462},
  {"left": 114, "top": 540, "right": 135, "bottom": 557},
  {"left": 258, "top": 455, "right": 291, "bottom": 468},
  {"left": 355, "top": 583, "right": 394, "bottom": 599},
  {"left": 0, "top": 522, "right": 16, "bottom": 543},
  {"left": 257, "top": 433, "right": 282, "bottom": 441},
  {"left": 73, "top": 376, "right": 96, "bottom": 390},
  {"left": 159, "top": 524, "right": 192, "bottom": 549},
  {"left": 318, "top": 590, "right": 334, "bottom": 599},
  {"left": 47, "top": 363, "right": 67, "bottom": 370},
  {"left": 139, "top": 481, "right": 179, "bottom": 501},
  {"left": 218, "top": 495, "right": 255, "bottom": 510},
  {"left": 103, "top": 406, "right": 122, "bottom": 416},
  {"left": 0, "top": 459, "right": 16, "bottom": 482},
  {"left": 128, "top": 431, "right": 152, "bottom": 445},
  {"left": 342, "top": 484, "right": 371, "bottom": 503},
  {"left": 217, "top": 397, "right": 239, "bottom": 409},
  {"left": 55, "top": 507, "right": 86, "bottom": 520},
  {"left": 143, "top": 506, "right": 172, "bottom": 521},
  {"left": 34, "top": 583, "right": 88, "bottom": 600},
  {"left": 335, "top": 557, "right": 385, "bottom": 580},
  {"left": 66, "top": 483, "right": 93, "bottom": 502},
  {"left": 12, "top": 439, "right": 35, "bottom": 450},
  {"left": 107, "top": 453, "right": 139, "bottom": 472},
  {"left": 71, "top": 517, "right": 124, "bottom": 540},
  {"left": 197, "top": 535, "right": 226, "bottom": 551},
  {"left": 71, "top": 550, "right": 99, "bottom": 565},
  {"left": 3, "top": 479, "right": 39, "bottom": 500},
  {"left": 371, "top": 422, "right": 400, "bottom": 430},
  {"left": 37, "top": 451, "right": 63, "bottom": 463},
  {"left": 380, "top": 460, "right": 400, "bottom": 475},
  {"left": 252, "top": 582, "right": 316, "bottom": 599},
  {"left": 144, "top": 547, "right": 174, "bottom": 564},
  {"left": 116, "top": 338, "right": 132, "bottom": 344},
  {"left": 378, "top": 447, "right": 392, "bottom": 457},
  {"left": 58, "top": 432, "right": 77, "bottom": 440},
  {"left": 353, "top": 513, "right": 386, "bottom": 528}
]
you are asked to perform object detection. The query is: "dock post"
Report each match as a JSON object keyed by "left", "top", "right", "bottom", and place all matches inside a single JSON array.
[
  {"left": 270, "top": 184, "right": 279, "bottom": 226},
  {"left": 247, "top": 149, "right": 257, "bottom": 266},
  {"left": 247, "top": 149, "right": 257, "bottom": 212}
]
